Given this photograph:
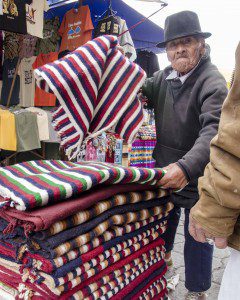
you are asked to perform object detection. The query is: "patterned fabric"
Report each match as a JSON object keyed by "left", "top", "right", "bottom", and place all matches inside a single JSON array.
[
  {"left": 34, "top": 35, "right": 146, "bottom": 160},
  {"left": 47, "top": 205, "right": 168, "bottom": 258},
  {"left": 139, "top": 278, "right": 167, "bottom": 300},
  {"left": 35, "top": 198, "right": 168, "bottom": 251},
  {"left": 84, "top": 253, "right": 163, "bottom": 300},
  {"left": 45, "top": 189, "right": 167, "bottom": 237},
  {"left": 70, "top": 248, "right": 162, "bottom": 299},
  {"left": 0, "top": 160, "right": 165, "bottom": 211},
  {"left": 130, "top": 139, "right": 156, "bottom": 168},
  {"left": 42, "top": 233, "right": 161, "bottom": 292},
  {"left": 51, "top": 222, "right": 165, "bottom": 281},
  {"left": 3, "top": 32, "right": 21, "bottom": 60},
  {"left": 30, "top": 216, "right": 168, "bottom": 273}
]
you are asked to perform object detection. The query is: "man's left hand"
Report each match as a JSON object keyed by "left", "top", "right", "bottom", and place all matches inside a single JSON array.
[
  {"left": 189, "top": 215, "right": 228, "bottom": 249},
  {"left": 157, "top": 163, "right": 188, "bottom": 190}
]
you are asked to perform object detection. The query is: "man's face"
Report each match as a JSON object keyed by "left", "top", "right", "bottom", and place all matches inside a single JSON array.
[{"left": 166, "top": 36, "right": 204, "bottom": 75}]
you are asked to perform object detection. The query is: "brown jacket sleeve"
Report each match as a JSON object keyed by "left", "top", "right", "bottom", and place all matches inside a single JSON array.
[{"left": 191, "top": 42, "right": 240, "bottom": 239}]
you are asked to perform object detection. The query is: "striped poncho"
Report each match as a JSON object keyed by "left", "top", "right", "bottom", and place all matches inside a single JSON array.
[{"left": 34, "top": 35, "right": 146, "bottom": 160}]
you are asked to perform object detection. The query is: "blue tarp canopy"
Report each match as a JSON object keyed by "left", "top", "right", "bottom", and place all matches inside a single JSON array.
[{"left": 47, "top": 0, "right": 164, "bottom": 53}]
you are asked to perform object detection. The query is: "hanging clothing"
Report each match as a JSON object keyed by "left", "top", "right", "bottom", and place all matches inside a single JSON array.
[
  {"left": 0, "top": 1, "right": 3, "bottom": 15},
  {"left": 136, "top": 50, "right": 160, "bottom": 78},
  {"left": 93, "top": 14, "right": 121, "bottom": 38},
  {"left": 19, "top": 34, "right": 38, "bottom": 58},
  {"left": 43, "top": 110, "right": 60, "bottom": 143},
  {"left": 58, "top": 5, "right": 94, "bottom": 52},
  {"left": 26, "top": 107, "right": 50, "bottom": 141},
  {"left": 26, "top": 0, "right": 49, "bottom": 38},
  {"left": 18, "top": 56, "right": 36, "bottom": 107},
  {"left": 32, "top": 52, "right": 58, "bottom": 106},
  {"left": 0, "top": 0, "right": 31, "bottom": 34},
  {"left": 118, "top": 18, "right": 137, "bottom": 62},
  {"left": 12, "top": 109, "right": 41, "bottom": 152},
  {"left": 0, "top": 108, "right": 17, "bottom": 151},
  {"left": 1, "top": 58, "right": 20, "bottom": 106},
  {"left": 35, "top": 17, "right": 60, "bottom": 55},
  {"left": 34, "top": 35, "right": 146, "bottom": 160},
  {"left": 3, "top": 32, "right": 21, "bottom": 60}
]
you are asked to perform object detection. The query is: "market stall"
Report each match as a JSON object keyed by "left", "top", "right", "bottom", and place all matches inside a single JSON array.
[{"left": 0, "top": 1, "right": 171, "bottom": 299}]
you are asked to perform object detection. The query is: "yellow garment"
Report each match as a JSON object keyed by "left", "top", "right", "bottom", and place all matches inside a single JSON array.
[{"left": 0, "top": 109, "right": 17, "bottom": 151}]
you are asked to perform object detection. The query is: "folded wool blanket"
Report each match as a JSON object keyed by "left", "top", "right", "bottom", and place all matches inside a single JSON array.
[
  {"left": 33, "top": 198, "right": 168, "bottom": 251},
  {"left": 139, "top": 278, "right": 167, "bottom": 300},
  {"left": 26, "top": 215, "right": 168, "bottom": 273},
  {"left": 45, "top": 222, "right": 165, "bottom": 281},
  {"left": 40, "top": 231, "right": 161, "bottom": 290},
  {"left": 112, "top": 260, "right": 167, "bottom": 300},
  {"left": 84, "top": 253, "right": 164, "bottom": 300},
  {"left": 0, "top": 183, "right": 154, "bottom": 236},
  {"left": 72, "top": 248, "right": 162, "bottom": 300},
  {"left": 25, "top": 217, "right": 166, "bottom": 275},
  {"left": 37, "top": 205, "right": 168, "bottom": 259},
  {"left": 34, "top": 35, "right": 146, "bottom": 160},
  {"left": 58, "top": 237, "right": 165, "bottom": 299},
  {"left": 0, "top": 160, "right": 165, "bottom": 211},
  {"left": 35, "top": 188, "right": 168, "bottom": 239}
]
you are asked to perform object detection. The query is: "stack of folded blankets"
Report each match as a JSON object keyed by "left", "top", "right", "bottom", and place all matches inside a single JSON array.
[{"left": 0, "top": 160, "right": 173, "bottom": 299}]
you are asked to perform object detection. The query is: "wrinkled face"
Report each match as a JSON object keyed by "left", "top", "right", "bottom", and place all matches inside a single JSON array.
[{"left": 166, "top": 36, "right": 205, "bottom": 75}]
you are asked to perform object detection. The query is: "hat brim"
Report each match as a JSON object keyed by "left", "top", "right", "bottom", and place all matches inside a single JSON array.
[{"left": 156, "top": 32, "right": 212, "bottom": 48}]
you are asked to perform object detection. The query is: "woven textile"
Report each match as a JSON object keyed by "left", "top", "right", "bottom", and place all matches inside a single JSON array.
[
  {"left": 34, "top": 35, "right": 146, "bottom": 160},
  {"left": 34, "top": 198, "right": 168, "bottom": 251},
  {"left": 27, "top": 218, "right": 166, "bottom": 276},
  {"left": 40, "top": 188, "right": 167, "bottom": 238},
  {"left": 0, "top": 160, "right": 165, "bottom": 210},
  {"left": 41, "top": 231, "right": 161, "bottom": 291},
  {"left": 40, "top": 204, "right": 168, "bottom": 258},
  {"left": 72, "top": 249, "right": 162, "bottom": 299},
  {"left": 27, "top": 216, "right": 168, "bottom": 273},
  {"left": 0, "top": 184, "right": 153, "bottom": 236},
  {"left": 83, "top": 253, "right": 163, "bottom": 300},
  {"left": 139, "top": 278, "right": 167, "bottom": 300}
]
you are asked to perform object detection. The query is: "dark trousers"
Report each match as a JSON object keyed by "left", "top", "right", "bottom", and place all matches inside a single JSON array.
[{"left": 163, "top": 205, "right": 213, "bottom": 292}]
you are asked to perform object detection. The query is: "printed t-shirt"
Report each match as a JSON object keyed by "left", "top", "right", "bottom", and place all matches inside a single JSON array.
[
  {"left": 59, "top": 5, "right": 93, "bottom": 52},
  {"left": 0, "top": 108, "right": 17, "bottom": 151},
  {"left": 0, "top": 0, "right": 31, "bottom": 34},
  {"left": 1, "top": 58, "right": 20, "bottom": 106},
  {"left": 26, "top": 0, "right": 49, "bottom": 38},
  {"left": 19, "top": 34, "right": 38, "bottom": 58},
  {"left": 3, "top": 31, "right": 21, "bottom": 60},
  {"left": 35, "top": 17, "right": 60, "bottom": 55},
  {"left": 32, "top": 52, "right": 58, "bottom": 106},
  {"left": 19, "top": 56, "right": 36, "bottom": 107}
]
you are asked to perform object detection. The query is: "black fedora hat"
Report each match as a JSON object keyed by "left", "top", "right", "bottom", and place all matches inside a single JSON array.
[{"left": 156, "top": 10, "right": 211, "bottom": 48}]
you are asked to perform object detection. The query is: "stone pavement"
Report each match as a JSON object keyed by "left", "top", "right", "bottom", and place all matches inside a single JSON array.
[{"left": 167, "top": 213, "right": 230, "bottom": 300}]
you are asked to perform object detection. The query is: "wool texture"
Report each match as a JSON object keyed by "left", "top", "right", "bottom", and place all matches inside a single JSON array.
[{"left": 34, "top": 35, "right": 146, "bottom": 160}]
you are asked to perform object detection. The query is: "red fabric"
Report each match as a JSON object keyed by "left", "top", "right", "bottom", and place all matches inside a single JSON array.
[
  {"left": 60, "top": 237, "right": 164, "bottom": 299},
  {"left": 111, "top": 260, "right": 166, "bottom": 299},
  {"left": 132, "top": 273, "right": 168, "bottom": 300},
  {"left": 0, "top": 184, "right": 153, "bottom": 235}
]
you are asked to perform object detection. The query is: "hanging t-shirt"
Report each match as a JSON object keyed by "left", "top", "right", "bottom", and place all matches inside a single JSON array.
[
  {"left": 19, "top": 56, "right": 36, "bottom": 107},
  {"left": 0, "top": 31, "right": 3, "bottom": 80},
  {"left": 0, "top": 0, "right": 31, "bottom": 34},
  {"left": 59, "top": 5, "right": 94, "bottom": 52},
  {"left": 0, "top": 108, "right": 17, "bottom": 151},
  {"left": 1, "top": 57, "right": 20, "bottom": 106},
  {"left": 35, "top": 17, "right": 60, "bottom": 55},
  {"left": 32, "top": 52, "right": 58, "bottom": 106},
  {"left": 19, "top": 34, "right": 38, "bottom": 58},
  {"left": 118, "top": 18, "right": 136, "bottom": 62},
  {"left": 3, "top": 31, "right": 21, "bottom": 60},
  {"left": 26, "top": 0, "right": 49, "bottom": 38}
]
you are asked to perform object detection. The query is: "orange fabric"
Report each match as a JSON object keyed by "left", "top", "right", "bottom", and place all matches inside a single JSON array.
[
  {"left": 32, "top": 52, "right": 58, "bottom": 107},
  {"left": 58, "top": 5, "right": 93, "bottom": 52}
]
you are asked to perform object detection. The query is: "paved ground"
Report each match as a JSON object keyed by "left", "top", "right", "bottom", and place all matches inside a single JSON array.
[{"left": 167, "top": 214, "right": 230, "bottom": 300}]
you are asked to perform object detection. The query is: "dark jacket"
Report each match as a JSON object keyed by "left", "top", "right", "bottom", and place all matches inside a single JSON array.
[{"left": 142, "top": 55, "right": 228, "bottom": 207}]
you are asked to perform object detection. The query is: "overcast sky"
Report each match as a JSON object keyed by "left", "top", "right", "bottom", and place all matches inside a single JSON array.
[{"left": 124, "top": 0, "right": 240, "bottom": 77}]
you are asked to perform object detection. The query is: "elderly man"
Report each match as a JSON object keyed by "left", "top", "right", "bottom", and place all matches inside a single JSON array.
[
  {"left": 142, "top": 11, "right": 228, "bottom": 300},
  {"left": 189, "top": 42, "right": 240, "bottom": 300}
]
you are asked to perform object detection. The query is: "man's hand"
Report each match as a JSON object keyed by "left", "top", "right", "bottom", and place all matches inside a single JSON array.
[
  {"left": 157, "top": 163, "right": 188, "bottom": 190},
  {"left": 189, "top": 214, "right": 228, "bottom": 249}
]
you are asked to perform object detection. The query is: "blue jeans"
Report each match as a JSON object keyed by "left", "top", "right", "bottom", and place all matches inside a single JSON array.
[{"left": 163, "top": 205, "right": 213, "bottom": 292}]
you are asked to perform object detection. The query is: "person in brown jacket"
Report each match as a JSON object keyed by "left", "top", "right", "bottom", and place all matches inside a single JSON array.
[{"left": 189, "top": 42, "right": 240, "bottom": 300}]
